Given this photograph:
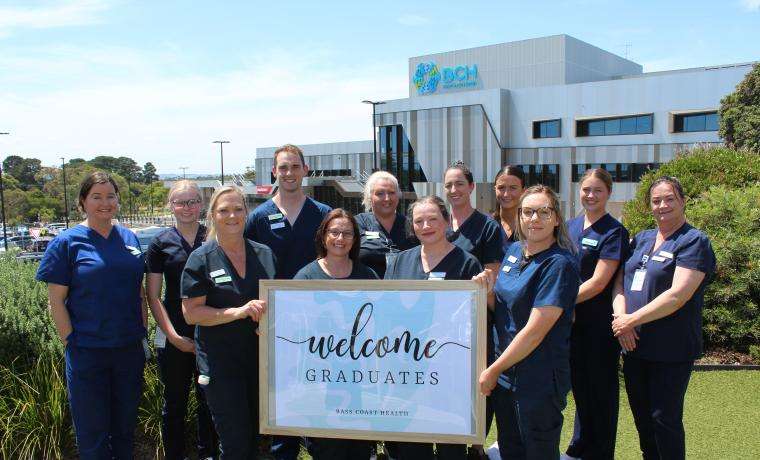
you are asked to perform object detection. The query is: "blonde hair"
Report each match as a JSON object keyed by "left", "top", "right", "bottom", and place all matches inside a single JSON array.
[
  {"left": 516, "top": 185, "right": 576, "bottom": 254},
  {"left": 167, "top": 180, "right": 202, "bottom": 204},
  {"left": 362, "top": 171, "right": 401, "bottom": 212},
  {"left": 205, "top": 186, "right": 247, "bottom": 242},
  {"left": 579, "top": 168, "right": 613, "bottom": 193}
]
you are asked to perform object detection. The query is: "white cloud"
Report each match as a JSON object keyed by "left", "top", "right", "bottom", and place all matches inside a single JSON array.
[
  {"left": 397, "top": 14, "right": 430, "bottom": 26},
  {"left": 0, "top": 44, "right": 408, "bottom": 175},
  {"left": 0, "top": 0, "right": 111, "bottom": 34},
  {"left": 739, "top": 0, "right": 760, "bottom": 10}
]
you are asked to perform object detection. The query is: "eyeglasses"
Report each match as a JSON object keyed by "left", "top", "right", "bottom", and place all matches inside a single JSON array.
[
  {"left": 326, "top": 230, "right": 355, "bottom": 239},
  {"left": 171, "top": 198, "right": 202, "bottom": 208},
  {"left": 519, "top": 206, "right": 555, "bottom": 221}
]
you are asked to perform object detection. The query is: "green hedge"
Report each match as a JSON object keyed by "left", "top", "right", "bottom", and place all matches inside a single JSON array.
[{"left": 622, "top": 146, "right": 760, "bottom": 353}]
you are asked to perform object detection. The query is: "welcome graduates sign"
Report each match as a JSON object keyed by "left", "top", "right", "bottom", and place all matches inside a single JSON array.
[{"left": 259, "top": 280, "right": 487, "bottom": 444}]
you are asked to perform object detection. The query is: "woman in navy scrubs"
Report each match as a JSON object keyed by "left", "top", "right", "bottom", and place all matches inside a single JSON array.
[
  {"left": 146, "top": 180, "right": 217, "bottom": 460},
  {"left": 36, "top": 171, "right": 147, "bottom": 460},
  {"left": 611, "top": 176, "right": 715, "bottom": 460},
  {"left": 295, "top": 208, "right": 378, "bottom": 459},
  {"left": 356, "top": 171, "right": 417, "bottom": 278},
  {"left": 182, "top": 186, "right": 276, "bottom": 459},
  {"left": 491, "top": 165, "right": 525, "bottom": 246},
  {"left": 479, "top": 185, "right": 581, "bottom": 460},
  {"left": 384, "top": 195, "right": 483, "bottom": 460},
  {"left": 564, "top": 169, "right": 629, "bottom": 460}
]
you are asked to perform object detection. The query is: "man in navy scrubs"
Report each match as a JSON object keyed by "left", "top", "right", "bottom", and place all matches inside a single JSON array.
[{"left": 243, "top": 143, "right": 331, "bottom": 459}]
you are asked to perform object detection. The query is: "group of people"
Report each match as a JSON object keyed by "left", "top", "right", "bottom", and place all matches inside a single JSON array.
[{"left": 36, "top": 143, "right": 715, "bottom": 460}]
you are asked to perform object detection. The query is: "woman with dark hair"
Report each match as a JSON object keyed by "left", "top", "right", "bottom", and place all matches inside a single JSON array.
[
  {"left": 384, "top": 195, "right": 483, "bottom": 460},
  {"left": 492, "top": 165, "right": 526, "bottom": 245},
  {"left": 564, "top": 168, "right": 629, "bottom": 460},
  {"left": 36, "top": 171, "right": 147, "bottom": 459},
  {"left": 611, "top": 176, "right": 715, "bottom": 460},
  {"left": 182, "top": 185, "right": 276, "bottom": 459},
  {"left": 294, "top": 208, "right": 378, "bottom": 460},
  {"left": 480, "top": 185, "right": 581, "bottom": 460}
]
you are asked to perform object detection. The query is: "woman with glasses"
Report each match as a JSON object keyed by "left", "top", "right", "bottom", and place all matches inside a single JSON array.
[
  {"left": 182, "top": 186, "right": 276, "bottom": 459},
  {"left": 356, "top": 171, "right": 417, "bottom": 278},
  {"left": 563, "top": 169, "right": 629, "bottom": 460},
  {"left": 146, "top": 180, "right": 217, "bottom": 460},
  {"left": 492, "top": 165, "right": 526, "bottom": 246},
  {"left": 384, "top": 195, "right": 483, "bottom": 460},
  {"left": 611, "top": 176, "right": 715, "bottom": 460},
  {"left": 479, "top": 185, "right": 581, "bottom": 460},
  {"left": 294, "top": 208, "right": 378, "bottom": 460}
]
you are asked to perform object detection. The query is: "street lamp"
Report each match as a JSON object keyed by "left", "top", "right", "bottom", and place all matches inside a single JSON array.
[
  {"left": 60, "top": 157, "right": 69, "bottom": 228},
  {"left": 362, "top": 100, "right": 385, "bottom": 171},
  {"left": 0, "top": 132, "right": 9, "bottom": 251},
  {"left": 180, "top": 167, "right": 188, "bottom": 179},
  {"left": 213, "top": 140, "right": 230, "bottom": 185}
]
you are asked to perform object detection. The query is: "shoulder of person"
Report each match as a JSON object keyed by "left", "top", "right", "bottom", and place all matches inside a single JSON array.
[
  {"left": 355, "top": 212, "right": 373, "bottom": 227},
  {"left": 307, "top": 197, "right": 332, "bottom": 213},
  {"left": 541, "top": 247, "right": 580, "bottom": 274},
  {"left": 356, "top": 261, "right": 380, "bottom": 279},
  {"left": 247, "top": 238, "right": 274, "bottom": 256},
  {"left": 293, "top": 260, "right": 319, "bottom": 279}
]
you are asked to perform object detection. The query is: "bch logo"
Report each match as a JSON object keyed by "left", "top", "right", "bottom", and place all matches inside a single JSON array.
[{"left": 413, "top": 62, "right": 441, "bottom": 95}]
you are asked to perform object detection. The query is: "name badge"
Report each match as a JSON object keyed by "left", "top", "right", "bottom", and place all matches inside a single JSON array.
[
  {"left": 125, "top": 245, "right": 141, "bottom": 256},
  {"left": 428, "top": 272, "right": 446, "bottom": 280},
  {"left": 270, "top": 222, "right": 286, "bottom": 230},
  {"left": 268, "top": 213, "right": 283, "bottom": 221},
  {"left": 581, "top": 238, "right": 599, "bottom": 247},
  {"left": 365, "top": 231, "right": 380, "bottom": 240},
  {"left": 651, "top": 255, "right": 666, "bottom": 262},
  {"left": 154, "top": 326, "right": 167, "bottom": 349},
  {"left": 214, "top": 275, "right": 232, "bottom": 284},
  {"left": 659, "top": 251, "right": 674, "bottom": 259},
  {"left": 502, "top": 265, "right": 511, "bottom": 273},
  {"left": 631, "top": 269, "right": 646, "bottom": 292},
  {"left": 209, "top": 269, "right": 226, "bottom": 278},
  {"left": 507, "top": 255, "right": 518, "bottom": 263}
]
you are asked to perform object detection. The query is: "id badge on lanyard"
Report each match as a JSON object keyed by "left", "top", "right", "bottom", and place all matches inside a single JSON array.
[{"left": 631, "top": 252, "right": 650, "bottom": 292}]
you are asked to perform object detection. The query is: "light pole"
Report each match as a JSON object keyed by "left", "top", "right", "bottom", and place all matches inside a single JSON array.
[
  {"left": 213, "top": 140, "right": 230, "bottom": 185},
  {"left": 362, "top": 100, "right": 385, "bottom": 171},
  {"left": 60, "top": 157, "right": 69, "bottom": 228},
  {"left": 0, "top": 132, "right": 9, "bottom": 251},
  {"left": 180, "top": 167, "right": 188, "bottom": 179}
]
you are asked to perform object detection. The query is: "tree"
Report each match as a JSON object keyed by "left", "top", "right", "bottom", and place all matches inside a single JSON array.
[
  {"left": 719, "top": 63, "right": 760, "bottom": 152},
  {"left": 142, "top": 162, "right": 159, "bottom": 184},
  {"left": 2, "top": 155, "right": 42, "bottom": 190},
  {"left": 243, "top": 166, "right": 256, "bottom": 181}
]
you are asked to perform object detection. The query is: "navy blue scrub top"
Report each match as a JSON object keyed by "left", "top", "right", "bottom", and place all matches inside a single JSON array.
[
  {"left": 566, "top": 213, "right": 629, "bottom": 324},
  {"left": 356, "top": 212, "right": 418, "bottom": 278},
  {"left": 145, "top": 225, "right": 206, "bottom": 337},
  {"left": 623, "top": 223, "right": 716, "bottom": 362},
  {"left": 447, "top": 210, "right": 506, "bottom": 267},
  {"left": 36, "top": 224, "right": 146, "bottom": 348},
  {"left": 384, "top": 245, "right": 482, "bottom": 281},
  {"left": 493, "top": 243, "right": 581, "bottom": 396},
  {"left": 181, "top": 239, "right": 276, "bottom": 377},
  {"left": 294, "top": 259, "right": 379, "bottom": 280},
  {"left": 244, "top": 197, "right": 331, "bottom": 279}
]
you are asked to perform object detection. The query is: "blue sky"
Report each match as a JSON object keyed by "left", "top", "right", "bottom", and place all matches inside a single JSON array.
[{"left": 0, "top": 0, "right": 758, "bottom": 175}]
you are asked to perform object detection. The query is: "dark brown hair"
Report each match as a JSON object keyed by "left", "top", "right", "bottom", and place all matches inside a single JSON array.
[
  {"left": 406, "top": 195, "right": 450, "bottom": 237},
  {"left": 579, "top": 167, "right": 613, "bottom": 192},
  {"left": 646, "top": 176, "right": 685, "bottom": 204},
  {"left": 492, "top": 164, "right": 526, "bottom": 221},
  {"left": 444, "top": 161, "right": 474, "bottom": 184},
  {"left": 273, "top": 143, "right": 306, "bottom": 167},
  {"left": 315, "top": 208, "right": 361, "bottom": 261},
  {"left": 77, "top": 171, "right": 119, "bottom": 212}
]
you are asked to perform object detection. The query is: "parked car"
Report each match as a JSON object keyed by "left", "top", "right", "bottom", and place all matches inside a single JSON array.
[{"left": 133, "top": 226, "right": 167, "bottom": 252}]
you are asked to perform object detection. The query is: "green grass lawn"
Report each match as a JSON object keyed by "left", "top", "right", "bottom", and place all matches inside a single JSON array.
[{"left": 298, "top": 370, "right": 760, "bottom": 459}]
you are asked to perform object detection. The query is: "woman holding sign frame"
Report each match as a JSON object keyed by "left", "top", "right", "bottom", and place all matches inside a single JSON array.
[
  {"left": 611, "top": 176, "right": 715, "bottom": 459},
  {"left": 181, "top": 186, "right": 276, "bottom": 459},
  {"left": 479, "top": 185, "right": 581, "bottom": 460},
  {"left": 294, "top": 208, "right": 378, "bottom": 460},
  {"left": 384, "top": 195, "right": 483, "bottom": 460}
]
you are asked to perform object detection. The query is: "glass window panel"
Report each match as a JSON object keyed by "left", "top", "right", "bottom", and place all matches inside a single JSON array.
[
  {"left": 619, "top": 163, "right": 630, "bottom": 182},
  {"left": 705, "top": 113, "right": 719, "bottom": 131},
  {"left": 540, "top": 122, "right": 548, "bottom": 138},
  {"left": 636, "top": 115, "right": 653, "bottom": 134},
  {"left": 620, "top": 117, "right": 637, "bottom": 134},
  {"left": 588, "top": 120, "right": 605, "bottom": 136},
  {"left": 684, "top": 114, "right": 706, "bottom": 132},
  {"left": 546, "top": 120, "right": 560, "bottom": 137},
  {"left": 379, "top": 127, "right": 388, "bottom": 153},
  {"left": 605, "top": 119, "right": 621, "bottom": 135}
]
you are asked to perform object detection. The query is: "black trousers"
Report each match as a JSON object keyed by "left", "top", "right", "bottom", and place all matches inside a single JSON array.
[
  {"left": 566, "top": 320, "right": 620, "bottom": 460},
  {"left": 157, "top": 342, "right": 217, "bottom": 460},
  {"left": 623, "top": 355, "right": 693, "bottom": 460},
  {"left": 493, "top": 384, "right": 567, "bottom": 460},
  {"left": 202, "top": 367, "right": 260, "bottom": 460},
  {"left": 306, "top": 437, "right": 372, "bottom": 460},
  {"left": 387, "top": 441, "right": 466, "bottom": 460}
]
